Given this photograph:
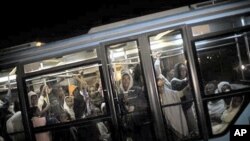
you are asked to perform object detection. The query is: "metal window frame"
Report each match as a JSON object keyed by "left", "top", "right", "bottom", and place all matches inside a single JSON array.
[
  {"left": 100, "top": 35, "right": 166, "bottom": 141},
  {"left": 188, "top": 16, "right": 250, "bottom": 139},
  {"left": 142, "top": 24, "right": 206, "bottom": 140}
]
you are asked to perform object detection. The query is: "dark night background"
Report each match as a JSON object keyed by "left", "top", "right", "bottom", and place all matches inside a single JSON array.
[{"left": 0, "top": 0, "right": 208, "bottom": 49}]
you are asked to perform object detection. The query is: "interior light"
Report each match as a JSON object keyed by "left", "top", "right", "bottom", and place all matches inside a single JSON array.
[{"left": 0, "top": 75, "right": 16, "bottom": 83}]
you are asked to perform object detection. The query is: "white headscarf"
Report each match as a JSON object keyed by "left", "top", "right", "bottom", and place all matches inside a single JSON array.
[
  {"left": 63, "top": 96, "right": 75, "bottom": 120},
  {"left": 119, "top": 71, "right": 133, "bottom": 93},
  {"left": 161, "top": 87, "right": 189, "bottom": 136},
  {"left": 217, "top": 81, "right": 230, "bottom": 93}
]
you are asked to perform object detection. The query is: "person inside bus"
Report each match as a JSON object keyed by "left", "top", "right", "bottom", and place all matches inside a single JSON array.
[
  {"left": 63, "top": 96, "right": 75, "bottom": 120},
  {"left": 52, "top": 111, "right": 78, "bottom": 141},
  {"left": 73, "top": 72, "right": 91, "bottom": 117},
  {"left": 221, "top": 96, "right": 243, "bottom": 123},
  {"left": 73, "top": 87, "right": 88, "bottom": 119},
  {"left": 153, "top": 52, "right": 171, "bottom": 89},
  {"left": 30, "top": 106, "right": 51, "bottom": 141},
  {"left": 6, "top": 110, "right": 24, "bottom": 141},
  {"left": 157, "top": 78, "right": 189, "bottom": 139},
  {"left": 212, "top": 96, "right": 244, "bottom": 134},
  {"left": 155, "top": 52, "right": 198, "bottom": 136},
  {"left": 205, "top": 82, "right": 226, "bottom": 124},
  {"left": 37, "top": 85, "right": 51, "bottom": 117},
  {"left": 0, "top": 82, "right": 15, "bottom": 141},
  {"left": 28, "top": 91, "right": 38, "bottom": 107},
  {"left": 216, "top": 81, "right": 232, "bottom": 107},
  {"left": 118, "top": 70, "right": 151, "bottom": 141},
  {"left": 48, "top": 85, "right": 65, "bottom": 120},
  {"left": 89, "top": 86, "right": 104, "bottom": 116}
]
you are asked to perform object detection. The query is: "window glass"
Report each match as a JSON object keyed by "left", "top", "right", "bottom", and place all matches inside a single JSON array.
[
  {"left": 26, "top": 64, "right": 107, "bottom": 127},
  {"left": 206, "top": 95, "right": 244, "bottom": 135},
  {"left": 24, "top": 49, "right": 97, "bottom": 73},
  {"left": 0, "top": 67, "right": 26, "bottom": 141},
  {"left": 195, "top": 32, "right": 250, "bottom": 95},
  {"left": 106, "top": 40, "right": 155, "bottom": 141},
  {"left": 191, "top": 15, "right": 250, "bottom": 37},
  {"left": 149, "top": 30, "right": 200, "bottom": 140},
  {"left": 35, "top": 121, "right": 113, "bottom": 141}
]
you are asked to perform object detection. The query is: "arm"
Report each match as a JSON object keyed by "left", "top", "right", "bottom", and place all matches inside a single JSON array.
[
  {"left": 171, "top": 78, "right": 188, "bottom": 91},
  {"left": 154, "top": 58, "right": 171, "bottom": 88}
]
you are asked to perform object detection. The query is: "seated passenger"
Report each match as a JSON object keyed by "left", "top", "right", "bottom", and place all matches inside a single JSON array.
[
  {"left": 212, "top": 96, "right": 244, "bottom": 134},
  {"left": 217, "top": 81, "right": 232, "bottom": 106},
  {"left": 221, "top": 96, "right": 244, "bottom": 123},
  {"left": 217, "top": 81, "right": 232, "bottom": 93},
  {"left": 205, "top": 82, "right": 226, "bottom": 124}
]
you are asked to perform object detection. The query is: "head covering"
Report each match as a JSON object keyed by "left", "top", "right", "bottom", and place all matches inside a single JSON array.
[
  {"left": 68, "top": 85, "right": 77, "bottom": 96},
  {"left": 63, "top": 96, "right": 75, "bottom": 120},
  {"left": 120, "top": 71, "right": 133, "bottom": 93},
  {"left": 217, "top": 81, "right": 230, "bottom": 93},
  {"left": 28, "top": 91, "right": 37, "bottom": 107}
]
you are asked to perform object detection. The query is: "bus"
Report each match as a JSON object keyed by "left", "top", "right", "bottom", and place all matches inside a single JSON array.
[{"left": 0, "top": 0, "right": 250, "bottom": 141}]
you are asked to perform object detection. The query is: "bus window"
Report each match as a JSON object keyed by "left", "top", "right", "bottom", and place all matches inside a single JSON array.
[
  {"left": 195, "top": 32, "right": 250, "bottom": 95},
  {"left": 0, "top": 67, "right": 25, "bottom": 141},
  {"left": 149, "top": 30, "right": 199, "bottom": 140},
  {"left": 24, "top": 48, "right": 97, "bottom": 73},
  {"left": 26, "top": 64, "right": 107, "bottom": 127},
  {"left": 191, "top": 14, "right": 250, "bottom": 37},
  {"left": 206, "top": 95, "right": 244, "bottom": 135},
  {"left": 106, "top": 40, "right": 155, "bottom": 141},
  {"left": 34, "top": 121, "right": 112, "bottom": 141}
]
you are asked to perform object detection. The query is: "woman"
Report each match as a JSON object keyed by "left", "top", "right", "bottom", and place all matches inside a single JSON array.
[
  {"left": 63, "top": 96, "right": 75, "bottom": 120},
  {"left": 157, "top": 78, "right": 189, "bottom": 138}
]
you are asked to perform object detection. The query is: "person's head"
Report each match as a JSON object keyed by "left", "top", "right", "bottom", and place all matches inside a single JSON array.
[
  {"left": 218, "top": 81, "right": 231, "bottom": 93},
  {"left": 205, "top": 82, "right": 217, "bottom": 95},
  {"left": 65, "top": 96, "right": 74, "bottom": 108},
  {"left": 52, "top": 85, "right": 65, "bottom": 99},
  {"left": 89, "top": 86, "right": 98, "bottom": 98},
  {"left": 28, "top": 91, "right": 38, "bottom": 107},
  {"left": 121, "top": 71, "right": 133, "bottom": 91},
  {"left": 231, "top": 96, "right": 243, "bottom": 108},
  {"left": 174, "top": 63, "right": 187, "bottom": 79}
]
